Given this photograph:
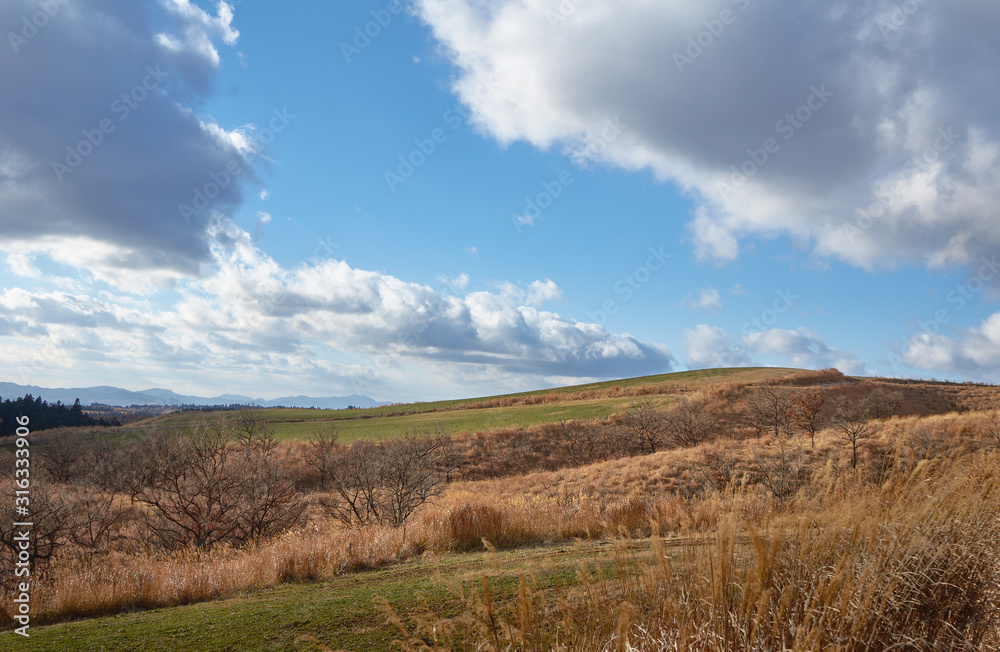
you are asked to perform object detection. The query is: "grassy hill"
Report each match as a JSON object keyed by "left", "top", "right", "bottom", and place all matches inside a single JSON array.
[
  {"left": 9, "top": 367, "right": 1000, "bottom": 650},
  {"left": 153, "top": 367, "right": 800, "bottom": 442}
]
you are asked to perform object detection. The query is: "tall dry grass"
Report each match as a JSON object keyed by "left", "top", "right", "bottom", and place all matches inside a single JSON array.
[
  {"left": 4, "top": 404, "right": 999, "bottom": 632},
  {"left": 387, "top": 452, "right": 1000, "bottom": 651}
]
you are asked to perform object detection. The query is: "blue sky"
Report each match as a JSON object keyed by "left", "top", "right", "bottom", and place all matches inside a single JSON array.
[{"left": 1, "top": 0, "right": 999, "bottom": 402}]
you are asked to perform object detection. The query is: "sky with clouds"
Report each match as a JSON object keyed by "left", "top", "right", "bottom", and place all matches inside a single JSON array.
[{"left": 1, "top": 0, "right": 998, "bottom": 402}]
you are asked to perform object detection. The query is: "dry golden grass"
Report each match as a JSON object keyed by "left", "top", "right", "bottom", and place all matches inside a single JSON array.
[
  {"left": 5, "top": 379, "right": 999, "bottom": 635},
  {"left": 388, "top": 451, "right": 1000, "bottom": 651}
]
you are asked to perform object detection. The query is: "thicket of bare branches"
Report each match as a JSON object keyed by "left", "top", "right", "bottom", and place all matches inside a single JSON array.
[
  {"left": 124, "top": 416, "right": 304, "bottom": 549},
  {"left": 322, "top": 432, "right": 448, "bottom": 527}
]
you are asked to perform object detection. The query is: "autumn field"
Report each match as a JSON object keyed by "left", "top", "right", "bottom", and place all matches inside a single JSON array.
[{"left": 3, "top": 367, "right": 1000, "bottom": 650}]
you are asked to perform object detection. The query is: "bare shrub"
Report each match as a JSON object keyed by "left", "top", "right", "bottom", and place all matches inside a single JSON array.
[
  {"left": 661, "top": 399, "right": 713, "bottom": 448},
  {"left": 303, "top": 424, "right": 340, "bottom": 490},
  {"left": 127, "top": 416, "right": 303, "bottom": 549},
  {"left": 750, "top": 436, "right": 806, "bottom": 500},
  {"left": 742, "top": 385, "right": 795, "bottom": 439},
  {"left": 622, "top": 398, "right": 665, "bottom": 454},
  {"left": 323, "top": 433, "right": 447, "bottom": 528}
]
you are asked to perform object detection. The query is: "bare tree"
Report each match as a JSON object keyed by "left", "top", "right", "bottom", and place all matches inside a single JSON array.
[
  {"left": 661, "top": 399, "right": 713, "bottom": 448},
  {"left": 323, "top": 433, "right": 447, "bottom": 527},
  {"left": 35, "top": 429, "right": 85, "bottom": 484},
  {"left": 127, "top": 415, "right": 303, "bottom": 548},
  {"left": 0, "top": 482, "right": 78, "bottom": 572},
  {"left": 128, "top": 418, "right": 246, "bottom": 549},
  {"left": 832, "top": 397, "right": 878, "bottom": 469},
  {"left": 304, "top": 424, "right": 340, "bottom": 490},
  {"left": 792, "top": 392, "right": 825, "bottom": 449},
  {"left": 750, "top": 436, "right": 805, "bottom": 500},
  {"left": 324, "top": 440, "right": 384, "bottom": 526},
  {"left": 233, "top": 441, "right": 305, "bottom": 543},
  {"left": 867, "top": 386, "right": 903, "bottom": 420},
  {"left": 379, "top": 433, "right": 447, "bottom": 527},
  {"left": 234, "top": 404, "right": 276, "bottom": 450},
  {"left": 693, "top": 449, "right": 739, "bottom": 495},
  {"left": 743, "top": 385, "right": 795, "bottom": 439},
  {"left": 623, "top": 399, "right": 666, "bottom": 454}
]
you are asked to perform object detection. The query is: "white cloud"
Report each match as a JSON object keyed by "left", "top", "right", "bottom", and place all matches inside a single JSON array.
[
  {"left": 438, "top": 272, "right": 470, "bottom": 288},
  {"left": 6, "top": 253, "right": 39, "bottom": 278},
  {"left": 743, "top": 328, "right": 865, "bottom": 375},
  {"left": 417, "top": 0, "right": 1000, "bottom": 270},
  {"left": 683, "top": 324, "right": 751, "bottom": 369},
  {"left": 902, "top": 313, "right": 1000, "bottom": 377},
  {"left": 682, "top": 287, "right": 722, "bottom": 311},
  {"left": 0, "top": 228, "right": 675, "bottom": 398}
]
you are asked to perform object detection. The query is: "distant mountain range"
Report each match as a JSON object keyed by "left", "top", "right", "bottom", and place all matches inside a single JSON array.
[{"left": 0, "top": 382, "right": 388, "bottom": 410}]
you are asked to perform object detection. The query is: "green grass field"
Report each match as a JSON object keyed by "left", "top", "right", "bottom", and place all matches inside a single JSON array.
[{"left": 16, "top": 540, "right": 643, "bottom": 651}]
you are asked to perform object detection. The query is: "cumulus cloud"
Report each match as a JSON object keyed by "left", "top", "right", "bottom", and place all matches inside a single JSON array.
[
  {"left": 744, "top": 328, "right": 864, "bottom": 375},
  {"left": 901, "top": 313, "right": 1000, "bottom": 378},
  {"left": 416, "top": 0, "right": 1000, "bottom": 270},
  {"left": 682, "top": 287, "right": 722, "bottom": 311},
  {"left": 0, "top": 228, "right": 675, "bottom": 397},
  {"left": 683, "top": 324, "right": 750, "bottom": 369},
  {"left": 0, "top": 0, "right": 249, "bottom": 288}
]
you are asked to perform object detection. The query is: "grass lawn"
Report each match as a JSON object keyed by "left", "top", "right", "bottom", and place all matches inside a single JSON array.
[{"left": 13, "top": 540, "right": 653, "bottom": 652}]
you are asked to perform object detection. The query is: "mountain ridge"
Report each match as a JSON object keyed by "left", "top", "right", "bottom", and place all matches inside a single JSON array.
[{"left": 0, "top": 382, "right": 388, "bottom": 410}]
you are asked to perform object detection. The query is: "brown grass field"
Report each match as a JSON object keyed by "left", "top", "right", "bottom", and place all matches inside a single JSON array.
[{"left": 3, "top": 367, "right": 1000, "bottom": 650}]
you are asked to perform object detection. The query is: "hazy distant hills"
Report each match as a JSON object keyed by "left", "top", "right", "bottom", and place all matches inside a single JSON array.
[{"left": 0, "top": 382, "right": 387, "bottom": 410}]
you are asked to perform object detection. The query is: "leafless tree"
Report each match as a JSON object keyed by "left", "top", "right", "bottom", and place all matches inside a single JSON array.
[
  {"left": 693, "top": 449, "right": 739, "bottom": 495},
  {"left": 324, "top": 440, "right": 384, "bottom": 526},
  {"left": 661, "top": 399, "right": 713, "bottom": 448},
  {"left": 126, "top": 415, "right": 301, "bottom": 549},
  {"left": 792, "top": 392, "right": 825, "bottom": 449},
  {"left": 234, "top": 404, "right": 276, "bottom": 450},
  {"left": 35, "top": 429, "right": 85, "bottom": 484},
  {"left": 832, "top": 397, "right": 878, "bottom": 469},
  {"left": 323, "top": 432, "right": 447, "bottom": 527},
  {"left": 0, "top": 482, "right": 77, "bottom": 572},
  {"left": 867, "top": 386, "right": 903, "bottom": 420},
  {"left": 379, "top": 433, "right": 447, "bottom": 527},
  {"left": 304, "top": 424, "right": 340, "bottom": 490},
  {"left": 623, "top": 399, "right": 666, "bottom": 454},
  {"left": 750, "top": 436, "right": 805, "bottom": 500},
  {"left": 743, "top": 385, "right": 795, "bottom": 439},
  {"left": 233, "top": 441, "right": 305, "bottom": 543},
  {"left": 128, "top": 418, "right": 246, "bottom": 548}
]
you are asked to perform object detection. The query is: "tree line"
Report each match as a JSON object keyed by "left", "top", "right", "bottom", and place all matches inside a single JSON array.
[{"left": 0, "top": 395, "right": 118, "bottom": 438}]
